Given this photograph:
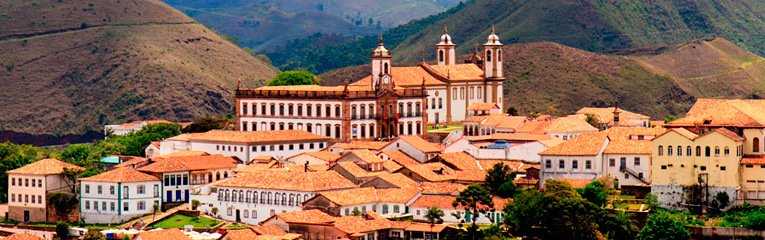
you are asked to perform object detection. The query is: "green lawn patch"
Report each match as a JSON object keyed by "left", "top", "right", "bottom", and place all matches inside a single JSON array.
[
  {"left": 148, "top": 214, "right": 221, "bottom": 229},
  {"left": 224, "top": 223, "right": 250, "bottom": 229}
]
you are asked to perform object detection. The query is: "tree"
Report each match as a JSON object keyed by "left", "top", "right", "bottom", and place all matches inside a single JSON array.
[
  {"left": 83, "top": 229, "right": 102, "bottom": 240},
  {"left": 49, "top": 192, "right": 78, "bottom": 221},
  {"left": 191, "top": 200, "right": 200, "bottom": 210},
  {"left": 211, "top": 207, "right": 219, "bottom": 217},
  {"left": 61, "top": 167, "right": 84, "bottom": 193},
  {"left": 453, "top": 184, "right": 494, "bottom": 240},
  {"left": 351, "top": 209, "right": 361, "bottom": 216},
  {"left": 152, "top": 204, "right": 161, "bottom": 222},
  {"left": 425, "top": 206, "right": 444, "bottom": 225},
  {"left": 182, "top": 118, "right": 228, "bottom": 133},
  {"left": 637, "top": 211, "right": 690, "bottom": 240},
  {"left": 601, "top": 210, "right": 639, "bottom": 240},
  {"left": 506, "top": 107, "right": 519, "bottom": 116},
  {"left": 56, "top": 221, "right": 69, "bottom": 240},
  {"left": 541, "top": 180, "right": 602, "bottom": 239},
  {"left": 503, "top": 187, "right": 544, "bottom": 234},
  {"left": 543, "top": 179, "right": 580, "bottom": 201},
  {"left": 497, "top": 181, "right": 516, "bottom": 198},
  {"left": 577, "top": 180, "right": 607, "bottom": 207},
  {"left": 0, "top": 142, "right": 36, "bottom": 203},
  {"left": 664, "top": 116, "right": 677, "bottom": 124},
  {"left": 267, "top": 71, "right": 322, "bottom": 86},
  {"left": 715, "top": 191, "right": 730, "bottom": 209},
  {"left": 644, "top": 193, "right": 659, "bottom": 210},
  {"left": 485, "top": 163, "right": 514, "bottom": 192},
  {"left": 585, "top": 113, "right": 598, "bottom": 128}
]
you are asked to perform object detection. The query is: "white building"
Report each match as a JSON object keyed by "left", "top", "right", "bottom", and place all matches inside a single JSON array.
[
  {"left": 7, "top": 158, "right": 85, "bottom": 222},
  {"left": 190, "top": 171, "right": 357, "bottom": 225},
  {"left": 158, "top": 130, "right": 330, "bottom": 161},
  {"left": 539, "top": 127, "right": 667, "bottom": 187},
  {"left": 379, "top": 135, "right": 443, "bottom": 162},
  {"left": 79, "top": 168, "right": 161, "bottom": 224},
  {"left": 136, "top": 155, "right": 239, "bottom": 205},
  {"left": 444, "top": 133, "right": 563, "bottom": 162},
  {"left": 302, "top": 187, "right": 421, "bottom": 218},
  {"left": 104, "top": 120, "right": 174, "bottom": 136}
]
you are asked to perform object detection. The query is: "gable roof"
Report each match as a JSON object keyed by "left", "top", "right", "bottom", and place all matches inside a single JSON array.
[
  {"left": 431, "top": 152, "right": 481, "bottom": 171},
  {"left": 467, "top": 102, "right": 499, "bottom": 111},
  {"left": 155, "top": 150, "right": 210, "bottom": 158},
  {"left": 216, "top": 171, "right": 356, "bottom": 191},
  {"left": 558, "top": 178, "right": 593, "bottom": 189},
  {"left": 305, "top": 151, "right": 342, "bottom": 162},
  {"left": 344, "top": 150, "right": 386, "bottom": 164},
  {"left": 0, "top": 233, "right": 46, "bottom": 240},
  {"left": 576, "top": 107, "right": 650, "bottom": 124},
  {"left": 419, "top": 182, "right": 468, "bottom": 195},
  {"left": 331, "top": 161, "right": 384, "bottom": 179},
  {"left": 657, "top": 128, "right": 700, "bottom": 140},
  {"left": 602, "top": 127, "right": 668, "bottom": 155},
  {"left": 398, "top": 163, "right": 456, "bottom": 182},
  {"left": 538, "top": 132, "right": 609, "bottom": 156},
  {"left": 496, "top": 116, "right": 530, "bottom": 129},
  {"left": 80, "top": 167, "right": 159, "bottom": 183},
  {"left": 136, "top": 229, "right": 191, "bottom": 240},
  {"left": 515, "top": 121, "right": 554, "bottom": 134},
  {"left": 314, "top": 187, "right": 421, "bottom": 206},
  {"left": 708, "top": 128, "right": 745, "bottom": 141},
  {"left": 362, "top": 173, "right": 420, "bottom": 189},
  {"left": 181, "top": 130, "right": 330, "bottom": 143},
  {"left": 380, "top": 150, "right": 421, "bottom": 167},
  {"left": 351, "top": 63, "right": 485, "bottom": 88},
  {"left": 382, "top": 160, "right": 403, "bottom": 172},
  {"left": 264, "top": 209, "right": 336, "bottom": 225},
  {"left": 390, "top": 135, "right": 443, "bottom": 153},
  {"left": 7, "top": 158, "right": 85, "bottom": 175},
  {"left": 223, "top": 229, "right": 259, "bottom": 240},
  {"left": 137, "top": 155, "right": 238, "bottom": 173},
  {"left": 668, "top": 99, "right": 765, "bottom": 127},
  {"left": 250, "top": 225, "right": 288, "bottom": 236},
  {"left": 234, "top": 161, "right": 279, "bottom": 173},
  {"left": 545, "top": 116, "right": 599, "bottom": 133}
]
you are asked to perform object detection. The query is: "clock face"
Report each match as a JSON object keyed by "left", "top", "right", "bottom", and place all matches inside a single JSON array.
[{"left": 383, "top": 76, "right": 390, "bottom": 84}]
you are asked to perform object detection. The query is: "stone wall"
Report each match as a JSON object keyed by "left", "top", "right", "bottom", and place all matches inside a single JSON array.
[
  {"left": 651, "top": 184, "right": 736, "bottom": 211},
  {"left": 46, "top": 202, "right": 79, "bottom": 222},
  {"left": 9, "top": 206, "right": 45, "bottom": 222}
]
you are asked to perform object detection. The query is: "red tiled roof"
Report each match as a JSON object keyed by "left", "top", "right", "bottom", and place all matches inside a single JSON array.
[
  {"left": 224, "top": 229, "right": 259, "bottom": 240},
  {"left": 545, "top": 115, "right": 598, "bottom": 133},
  {"left": 155, "top": 150, "right": 210, "bottom": 158},
  {"left": 409, "top": 195, "right": 507, "bottom": 210},
  {"left": 557, "top": 178, "right": 593, "bottom": 189},
  {"left": 136, "top": 229, "right": 191, "bottom": 240},
  {"left": 382, "top": 160, "right": 403, "bottom": 172},
  {"left": 317, "top": 187, "right": 420, "bottom": 206},
  {"left": 538, "top": 132, "right": 609, "bottom": 156},
  {"left": 742, "top": 155, "right": 765, "bottom": 165},
  {"left": 346, "top": 150, "right": 386, "bottom": 164},
  {"left": 496, "top": 116, "right": 530, "bottom": 129},
  {"left": 182, "top": 130, "right": 329, "bottom": 143},
  {"left": 138, "top": 155, "right": 238, "bottom": 173},
  {"left": 305, "top": 151, "right": 342, "bottom": 162},
  {"left": 419, "top": 182, "right": 467, "bottom": 194},
  {"left": 432, "top": 152, "right": 480, "bottom": 171},
  {"left": 250, "top": 225, "right": 288, "bottom": 236},
  {"left": 331, "top": 141, "right": 390, "bottom": 151},
  {"left": 603, "top": 127, "right": 668, "bottom": 154},
  {"left": 235, "top": 161, "right": 279, "bottom": 173},
  {"left": 7, "top": 158, "right": 85, "bottom": 175},
  {"left": 0, "top": 233, "right": 46, "bottom": 240},
  {"left": 269, "top": 209, "right": 336, "bottom": 224},
  {"left": 392, "top": 136, "right": 443, "bottom": 153},
  {"left": 80, "top": 167, "right": 159, "bottom": 183},
  {"left": 366, "top": 173, "right": 419, "bottom": 189},
  {"left": 462, "top": 133, "right": 554, "bottom": 142},
  {"left": 467, "top": 102, "right": 499, "bottom": 111},
  {"left": 381, "top": 150, "right": 422, "bottom": 167},
  {"left": 709, "top": 128, "right": 745, "bottom": 141},
  {"left": 576, "top": 107, "right": 650, "bottom": 124},
  {"left": 480, "top": 114, "right": 509, "bottom": 127},
  {"left": 216, "top": 171, "right": 356, "bottom": 191},
  {"left": 515, "top": 121, "right": 554, "bottom": 134},
  {"left": 332, "top": 162, "right": 384, "bottom": 179},
  {"left": 352, "top": 66, "right": 445, "bottom": 87},
  {"left": 667, "top": 99, "right": 765, "bottom": 127},
  {"left": 114, "top": 157, "right": 149, "bottom": 168}
]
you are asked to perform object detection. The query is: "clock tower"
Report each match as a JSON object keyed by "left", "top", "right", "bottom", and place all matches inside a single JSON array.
[{"left": 371, "top": 35, "right": 392, "bottom": 91}]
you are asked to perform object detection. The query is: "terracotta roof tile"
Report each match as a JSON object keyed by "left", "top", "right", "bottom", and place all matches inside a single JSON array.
[
  {"left": 380, "top": 150, "right": 421, "bottom": 167},
  {"left": 269, "top": 209, "right": 336, "bottom": 224},
  {"left": 332, "top": 162, "right": 384, "bottom": 179},
  {"left": 392, "top": 135, "right": 443, "bottom": 153},
  {"left": 250, "top": 225, "right": 288, "bottom": 236},
  {"left": 7, "top": 158, "right": 85, "bottom": 175},
  {"left": 136, "top": 229, "right": 191, "bottom": 240},
  {"left": 432, "top": 152, "right": 480, "bottom": 170},
  {"left": 467, "top": 102, "right": 499, "bottom": 111},
  {"left": 545, "top": 116, "right": 598, "bottom": 133},
  {"left": 80, "top": 167, "right": 159, "bottom": 183},
  {"left": 451, "top": 169, "right": 487, "bottom": 182},
  {"left": 462, "top": 115, "right": 489, "bottom": 123},
  {"left": 305, "top": 151, "right": 342, "bottom": 162},
  {"left": 114, "top": 157, "right": 149, "bottom": 168},
  {"left": 366, "top": 173, "right": 419, "bottom": 189},
  {"left": 742, "top": 155, "right": 765, "bottom": 165},
  {"left": 480, "top": 114, "right": 510, "bottom": 127},
  {"left": 709, "top": 128, "right": 745, "bottom": 141},
  {"left": 576, "top": 107, "right": 650, "bottom": 125},
  {"left": 515, "top": 121, "right": 554, "bottom": 134},
  {"left": 0, "top": 233, "right": 46, "bottom": 240},
  {"left": 235, "top": 161, "right": 279, "bottom": 173},
  {"left": 403, "top": 223, "right": 448, "bottom": 232},
  {"left": 183, "top": 130, "right": 329, "bottom": 143},
  {"left": 138, "top": 155, "right": 238, "bottom": 173},
  {"left": 224, "top": 229, "right": 260, "bottom": 240},
  {"left": 346, "top": 150, "right": 386, "bottom": 164},
  {"left": 318, "top": 187, "right": 420, "bottom": 206},
  {"left": 399, "top": 163, "right": 456, "bottom": 182},
  {"left": 496, "top": 116, "right": 531, "bottom": 129},
  {"left": 382, "top": 160, "right": 403, "bottom": 172},
  {"left": 603, "top": 127, "right": 669, "bottom": 154},
  {"left": 659, "top": 128, "right": 699, "bottom": 140},
  {"left": 216, "top": 171, "right": 356, "bottom": 191},
  {"left": 331, "top": 141, "right": 390, "bottom": 151},
  {"left": 409, "top": 195, "right": 507, "bottom": 210},
  {"left": 463, "top": 133, "right": 555, "bottom": 142},
  {"left": 155, "top": 150, "right": 210, "bottom": 158},
  {"left": 333, "top": 214, "right": 393, "bottom": 234},
  {"left": 352, "top": 66, "right": 445, "bottom": 87},
  {"left": 284, "top": 163, "right": 331, "bottom": 172},
  {"left": 165, "top": 133, "right": 205, "bottom": 141},
  {"left": 419, "top": 182, "right": 467, "bottom": 194},
  {"left": 668, "top": 99, "right": 765, "bottom": 127},
  {"left": 538, "top": 132, "right": 609, "bottom": 156},
  {"left": 476, "top": 160, "right": 524, "bottom": 172}
]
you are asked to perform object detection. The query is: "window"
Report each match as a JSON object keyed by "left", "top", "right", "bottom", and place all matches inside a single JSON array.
[
  {"left": 453, "top": 88, "right": 457, "bottom": 100},
  {"left": 307, "top": 105, "right": 312, "bottom": 116},
  {"left": 545, "top": 160, "right": 551, "bottom": 169},
  {"left": 123, "top": 186, "right": 129, "bottom": 199},
  {"left": 438, "top": 98, "right": 443, "bottom": 109},
  {"left": 724, "top": 146, "right": 730, "bottom": 156},
  {"left": 559, "top": 160, "right": 565, "bottom": 169},
  {"left": 138, "top": 185, "right": 146, "bottom": 194},
  {"left": 110, "top": 186, "right": 115, "bottom": 195},
  {"left": 11, "top": 178, "right": 14, "bottom": 186},
  {"left": 345, "top": 208, "right": 350, "bottom": 216},
  {"left": 279, "top": 105, "right": 285, "bottom": 115},
  {"left": 634, "top": 158, "right": 640, "bottom": 166},
  {"left": 85, "top": 201, "right": 90, "bottom": 210},
  {"left": 10, "top": 195, "right": 14, "bottom": 202},
  {"left": 487, "top": 50, "right": 492, "bottom": 61},
  {"left": 153, "top": 185, "right": 159, "bottom": 197},
  {"left": 336, "top": 106, "right": 341, "bottom": 117},
  {"left": 755, "top": 138, "right": 761, "bottom": 152},
  {"left": 715, "top": 147, "right": 720, "bottom": 157},
  {"left": 439, "top": 50, "right": 444, "bottom": 62},
  {"left": 244, "top": 210, "right": 249, "bottom": 218},
  {"left": 262, "top": 104, "right": 266, "bottom": 115},
  {"left": 696, "top": 146, "right": 701, "bottom": 156},
  {"left": 747, "top": 165, "right": 754, "bottom": 168},
  {"left": 38, "top": 179, "right": 41, "bottom": 187},
  {"left": 382, "top": 204, "right": 389, "bottom": 214},
  {"left": 585, "top": 160, "right": 592, "bottom": 170},
  {"left": 97, "top": 185, "right": 102, "bottom": 194},
  {"left": 24, "top": 179, "right": 28, "bottom": 187},
  {"left": 661, "top": 165, "right": 667, "bottom": 170},
  {"left": 668, "top": 146, "right": 673, "bottom": 156},
  {"left": 700, "top": 166, "right": 707, "bottom": 171},
  {"left": 228, "top": 208, "right": 233, "bottom": 216},
  {"left": 317, "top": 105, "right": 322, "bottom": 116},
  {"left": 85, "top": 185, "right": 90, "bottom": 194},
  {"left": 431, "top": 99, "right": 435, "bottom": 109},
  {"left": 124, "top": 202, "right": 129, "bottom": 212},
  {"left": 658, "top": 146, "right": 663, "bottom": 156},
  {"left": 252, "top": 210, "right": 257, "bottom": 219},
  {"left": 393, "top": 205, "right": 401, "bottom": 213},
  {"left": 477, "top": 87, "right": 482, "bottom": 98},
  {"left": 609, "top": 159, "right": 615, "bottom": 167},
  {"left": 721, "top": 166, "right": 727, "bottom": 171},
  {"left": 677, "top": 146, "right": 682, "bottom": 156},
  {"left": 705, "top": 146, "right": 711, "bottom": 157},
  {"left": 572, "top": 160, "right": 578, "bottom": 169},
  {"left": 111, "top": 202, "right": 115, "bottom": 211},
  {"left": 242, "top": 103, "right": 248, "bottom": 115},
  {"left": 687, "top": 146, "right": 692, "bottom": 156}
]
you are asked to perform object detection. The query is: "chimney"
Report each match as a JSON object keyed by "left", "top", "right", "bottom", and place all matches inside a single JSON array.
[{"left": 612, "top": 101, "right": 621, "bottom": 128}]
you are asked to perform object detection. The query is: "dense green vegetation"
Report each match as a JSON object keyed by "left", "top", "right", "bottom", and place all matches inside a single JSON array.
[
  {"left": 269, "top": 0, "right": 765, "bottom": 73},
  {"left": 148, "top": 214, "right": 220, "bottom": 229},
  {"left": 0, "top": 123, "right": 182, "bottom": 203},
  {"left": 267, "top": 71, "right": 322, "bottom": 86}
]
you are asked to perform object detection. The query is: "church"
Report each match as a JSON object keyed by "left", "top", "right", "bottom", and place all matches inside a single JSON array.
[{"left": 234, "top": 27, "right": 504, "bottom": 142}]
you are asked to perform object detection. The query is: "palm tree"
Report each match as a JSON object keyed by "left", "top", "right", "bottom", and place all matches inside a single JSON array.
[
  {"left": 425, "top": 206, "right": 445, "bottom": 225},
  {"left": 604, "top": 210, "right": 640, "bottom": 240}
]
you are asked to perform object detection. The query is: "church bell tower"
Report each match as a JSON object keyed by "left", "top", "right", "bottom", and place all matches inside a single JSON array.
[
  {"left": 371, "top": 36, "right": 392, "bottom": 90},
  {"left": 436, "top": 26, "right": 456, "bottom": 65}
]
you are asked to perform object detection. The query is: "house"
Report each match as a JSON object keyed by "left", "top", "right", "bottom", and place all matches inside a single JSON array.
[
  {"left": 104, "top": 120, "right": 173, "bottom": 136},
  {"left": 466, "top": 102, "right": 501, "bottom": 117},
  {"left": 444, "top": 133, "right": 562, "bottom": 162},
  {"left": 157, "top": 130, "right": 331, "bottom": 161},
  {"left": 539, "top": 127, "right": 665, "bottom": 188},
  {"left": 145, "top": 142, "right": 160, "bottom": 158},
  {"left": 395, "top": 162, "right": 485, "bottom": 184},
  {"left": 136, "top": 155, "right": 239, "bottom": 206},
  {"left": 7, "top": 158, "right": 85, "bottom": 222},
  {"left": 284, "top": 151, "right": 341, "bottom": 166},
  {"left": 336, "top": 150, "right": 386, "bottom": 171},
  {"left": 378, "top": 150, "right": 421, "bottom": 167},
  {"left": 260, "top": 209, "right": 450, "bottom": 240},
  {"left": 219, "top": 225, "right": 301, "bottom": 240},
  {"left": 576, "top": 106, "right": 650, "bottom": 130},
  {"left": 79, "top": 168, "right": 161, "bottom": 224},
  {"left": 329, "top": 162, "right": 386, "bottom": 184},
  {"left": 0, "top": 233, "right": 46, "bottom": 240},
  {"left": 134, "top": 228, "right": 191, "bottom": 240},
  {"left": 326, "top": 141, "right": 390, "bottom": 155},
  {"left": 359, "top": 173, "right": 420, "bottom": 189},
  {"left": 514, "top": 115, "right": 598, "bottom": 140},
  {"left": 302, "top": 187, "right": 421, "bottom": 217},
  {"left": 190, "top": 171, "right": 356, "bottom": 224},
  {"left": 379, "top": 135, "right": 443, "bottom": 162},
  {"left": 100, "top": 155, "right": 144, "bottom": 171},
  {"left": 409, "top": 195, "right": 507, "bottom": 224}
]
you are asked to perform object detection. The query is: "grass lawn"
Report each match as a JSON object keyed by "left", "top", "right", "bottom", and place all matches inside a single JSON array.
[
  {"left": 149, "top": 214, "right": 221, "bottom": 229},
  {"left": 224, "top": 223, "right": 250, "bottom": 229},
  {"left": 427, "top": 124, "right": 462, "bottom": 131}
]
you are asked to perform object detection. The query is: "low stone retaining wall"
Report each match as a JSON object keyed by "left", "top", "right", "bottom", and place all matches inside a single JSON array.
[
  {"left": 178, "top": 210, "right": 200, "bottom": 217},
  {"left": 688, "top": 226, "right": 765, "bottom": 239}
]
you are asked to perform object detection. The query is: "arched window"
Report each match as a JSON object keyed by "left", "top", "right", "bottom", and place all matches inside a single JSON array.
[
  {"left": 252, "top": 210, "right": 257, "bottom": 219},
  {"left": 393, "top": 205, "right": 400, "bottom": 213},
  {"left": 289, "top": 194, "right": 295, "bottom": 206},
  {"left": 282, "top": 194, "right": 287, "bottom": 206},
  {"left": 755, "top": 138, "right": 760, "bottom": 152},
  {"left": 498, "top": 50, "right": 501, "bottom": 61},
  {"left": 216, "top": 173, "right": 220, "bottom": 181},
  {"left": 225, "top": 190, "right": 230, "bottom": 201},
  {"left": 296, "top": 194, "right": 302, "bottom": 204},
  {"left": 439, "top": 50, "right": 444, "bottom": 62},
  {"left": 253, "top": 191, "right": 258, "bottom": 203},
  {"left": 246, "top": 191, "right": 252, "bottom": 203},
  {"left": 382, "top": 204, "right": 389, "bottom": 214},
  {"left": 677, "top": 146, "right": 682, "bottom": 156},
  {"left": 487, "top": 50, "right": 492, "bottom": 62},
  {"left": 304, "top": 194, "right": 310, "bottom": 201},
  {"left": 658, "top": 146, "right": 663, "bottom": 156},
  {"left": 239, "top": 190, "right": 244, "bottom": 202},
  {"left": 715, "top": 146, "right": 720, "bottom": 157},
  {"left": 260, "top": 192, "right": 266, "bottom": 204},
  {"left": 273, "top": 193, "right": 280, "bottom": 205},
  {"left": 231, "top": 191, "right": 237, "bottom": 202},
  {"left": 267, "top": 192, "right": 273, "bottom": 204},
  {"left": 667, "top": 146, "right": 673, "bottom": 156},
  {"left": 218, "top": 190, "right": 224, "bottom": 201},
  {"left": 724, "top": 146, "right": 730, "bottom": 156},
  {"left": 223, "top": 171, "right": 228, "bottom": 178},
  {"left": 705, "top": 146, "right": 711, "bottom": 157},
  {"left": 687, "top": 146, "right": 692, "bottom": 156},
  {"left": 696, "top": 146, "right": 701, "bottom": 156}
]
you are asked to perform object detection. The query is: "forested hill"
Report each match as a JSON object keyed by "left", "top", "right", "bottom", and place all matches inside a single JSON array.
[
  {"left": 0, "top": 0, "right": 280, "bottom": 144},
  {"left": 271, "top": 0, "right": 765, "bottom": 74}
]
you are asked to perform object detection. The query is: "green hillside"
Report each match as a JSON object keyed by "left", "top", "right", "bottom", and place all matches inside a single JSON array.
[
  {"left": 272, "top": 0, "right": 765, "bottom": 73},
  {"left": 162, "top": 0, "right": 464, "bottom": 51}
]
